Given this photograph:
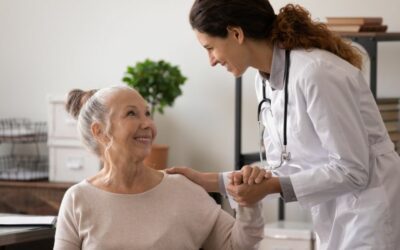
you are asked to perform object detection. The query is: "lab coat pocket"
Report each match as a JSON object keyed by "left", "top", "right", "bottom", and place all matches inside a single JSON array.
[{"left": 352, "top": 186, "right": 393, "bottom": 248}]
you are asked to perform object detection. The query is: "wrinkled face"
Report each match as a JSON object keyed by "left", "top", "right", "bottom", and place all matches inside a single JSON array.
[
  {"left": 195, "top": 28, "right": 249, "bottom": 77},
  {"left": 104, "top": 89, "right": 156, "bottom": 159}
]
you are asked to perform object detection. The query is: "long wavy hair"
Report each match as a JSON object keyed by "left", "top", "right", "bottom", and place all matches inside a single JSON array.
[{"left": 190, "top": 0, "right": 362, "bottom": 69}]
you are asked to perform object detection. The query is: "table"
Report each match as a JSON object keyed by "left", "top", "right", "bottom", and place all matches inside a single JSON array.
[{"left": 0, "top": 225, "right": 55, "bottom": 250}]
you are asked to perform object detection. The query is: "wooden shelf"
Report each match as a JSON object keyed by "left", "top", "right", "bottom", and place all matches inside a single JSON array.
[{"left": 0, "top": 181, "right": 74, "bottom": 215}]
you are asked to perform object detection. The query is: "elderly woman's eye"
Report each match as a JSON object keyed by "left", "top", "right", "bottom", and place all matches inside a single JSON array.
[
  {"left": 146, "top": 111, "right": 152, "bottom": 117},
  {"left": 127, "top": 110, "right": 136, "bottom": 116}
]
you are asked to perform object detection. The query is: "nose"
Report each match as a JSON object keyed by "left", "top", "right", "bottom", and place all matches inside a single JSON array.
[
  {"left": 140, "top": 116, "right": 153, "bottom": 129},
  {"left": 208, "top": 51, "right": 218, "bottom": 67}
]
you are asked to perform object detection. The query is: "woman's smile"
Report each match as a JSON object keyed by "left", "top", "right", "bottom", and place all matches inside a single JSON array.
[{"left": 133, "top": 134, "right": 152, "bottom": 145}]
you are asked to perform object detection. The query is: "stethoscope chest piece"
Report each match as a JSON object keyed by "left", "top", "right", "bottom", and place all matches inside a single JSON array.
[{"left": 281, "top": 150, "right": 291, "bottom": 162}]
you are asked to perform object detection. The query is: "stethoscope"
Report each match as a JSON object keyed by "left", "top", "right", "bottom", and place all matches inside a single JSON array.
[{"left": 257, "top": 49, "right": 291, "bottom": 168}]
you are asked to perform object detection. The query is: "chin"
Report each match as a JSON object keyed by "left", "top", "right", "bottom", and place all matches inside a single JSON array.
[{"left": 231, "top": 68, "right": 246, "bottom": 78}]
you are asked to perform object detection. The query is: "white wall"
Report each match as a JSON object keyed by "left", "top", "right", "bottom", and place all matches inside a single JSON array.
[{"left": 1, "top": 0, "right": 399, "bottom": 222}]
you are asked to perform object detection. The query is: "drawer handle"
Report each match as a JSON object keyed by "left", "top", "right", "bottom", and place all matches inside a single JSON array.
[{"left": 66, "top": 158, "right": 83, "bottom": 170}]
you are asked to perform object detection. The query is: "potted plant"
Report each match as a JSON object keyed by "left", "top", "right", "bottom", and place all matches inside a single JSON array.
[{"left": 122, "top": 59, "right": 187, "bottom": 170}]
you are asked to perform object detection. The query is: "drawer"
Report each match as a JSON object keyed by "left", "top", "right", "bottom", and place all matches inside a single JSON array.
[
  {"left": 258, "top": 238, "right": 313, "bottom": 250},
  {"left": 48, "top": 98, "right": 79, "bottom": 139},
  {"left": 49, "top": 146, "right": 100, "bottom": 182}
]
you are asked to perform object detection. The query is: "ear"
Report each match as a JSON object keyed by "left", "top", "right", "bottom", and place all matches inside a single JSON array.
[
  {"left": 227, "top": 26, "right": 245, "bottom": 44},
  {"left": 91, "top": 122, "right": 107, "bottom": 144}
]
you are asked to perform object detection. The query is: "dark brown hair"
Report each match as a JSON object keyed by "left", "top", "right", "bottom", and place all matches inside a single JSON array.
[
  {"left": 189, "top": 0, "right": 362, "bottom": 69},
  {"left": 65, "top": 89, "right": 97, "bottom": 119}
]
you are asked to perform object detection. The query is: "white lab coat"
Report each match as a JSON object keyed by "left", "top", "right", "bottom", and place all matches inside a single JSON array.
[{"left": 254, "top": 47, "right": 400, "bottom": 249}]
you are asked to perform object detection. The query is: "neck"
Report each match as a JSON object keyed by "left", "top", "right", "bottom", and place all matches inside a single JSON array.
[
  {"left": 91, "top": 155, "right": 162, "bottom": 194},
  {"left": 248, "top": 40, "right": 274, "bottom": 74}
]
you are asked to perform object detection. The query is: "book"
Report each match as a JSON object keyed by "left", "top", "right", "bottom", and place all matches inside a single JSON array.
[
  {"left": 381, "top": 111, "right": 399, "bottom": 121},
  {"left": 326, "top": 17, "right": 383, "bottom": 25},
  {"left": 327, "top": 24, "right": 387, "bottom": 33},
  {"left": 377, "top": 98, "right": 400, "bottom": 104},
  {"left": 389, "top": 132, "right": 400, "bottom": 142},
  {"left": 378, "top": 103, "right": 399, "bottom": 112},
  {"left": 385, "top": 121, "right": 399, "bottom": 133},
  {"left": 0, "top": 215, "right": 56, "bottom": 226}
]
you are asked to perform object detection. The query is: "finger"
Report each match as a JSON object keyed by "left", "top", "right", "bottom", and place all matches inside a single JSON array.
[
  {"left": 233, "top": 172, "right": 243, "bottom": 185},
  {"left": 239, "top": 201, "right": 250, "bottom": 207},
  {"left": 264, "top": 171, "right": 273, "bottom": 179},
  {"left": 241, "top": 165, "right": 252, "bottom": 184},
  {"left": 248, "top": 167, "right": 261, "bottom": 185},
  {"left": 255, "top": 169, "right": 266, "bottom": 184},
  {"left": 165, "top": 167, "right": 187, "bottom": 175},
  {"left": 228, "top": 172, "right": 233, "bottom": 185},
  {"left": 227, "top": 184, "right": 238, "bottom": 197}
]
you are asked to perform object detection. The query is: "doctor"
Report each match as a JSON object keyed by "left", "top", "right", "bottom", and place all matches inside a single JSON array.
[{"left": 167, "top": 0, "right": 400, "bottom": 249}]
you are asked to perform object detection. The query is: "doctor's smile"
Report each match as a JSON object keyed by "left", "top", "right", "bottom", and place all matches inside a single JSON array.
[
  {"left": 167, "top": 0, "right": 400, "bottom": 249},
  {"left": 53, "top": 0, "right": 400, "bottom": 249}
]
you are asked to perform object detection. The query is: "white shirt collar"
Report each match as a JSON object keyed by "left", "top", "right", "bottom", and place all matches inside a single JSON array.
[{"left": 258, "top": 45, "right": 286, "bottom": 90}]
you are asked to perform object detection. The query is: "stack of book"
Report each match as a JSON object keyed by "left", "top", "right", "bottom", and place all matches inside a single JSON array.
[
  {"left": 377, "top": 98, "right": 400, "bottom": 153},
  {"left": 326, "top": 17, "right": 388, "bottom": 33}
]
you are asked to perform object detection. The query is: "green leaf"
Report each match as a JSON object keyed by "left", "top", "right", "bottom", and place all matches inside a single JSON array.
[{"left": 121, "top": 59, "right": 187, "bottom": 116}]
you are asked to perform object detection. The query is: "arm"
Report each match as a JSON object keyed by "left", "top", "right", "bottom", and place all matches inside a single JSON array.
[
  {"left": 166, "top": 167, "right": 220, "bottom": 192},
  {"left": 166, "top": 166, "right": 269, "bottom": 193},
  {"left": 290, "top": 63, "right": 370, "bottom": 208},
  {"left": 54, "top": 189, "right": 81, "bottom": 250},
  {"left": 202, "top": 203, "right": 264, "bottom": 250}
]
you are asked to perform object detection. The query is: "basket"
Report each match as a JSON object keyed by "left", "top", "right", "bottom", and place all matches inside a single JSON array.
[
  {"left": 0, "top": 155, "right": 48, "bottom": 181},
  {"left": 0, "top": 118, "right": 48, "bottom": 181},
  {"left": 0, "top": 118, "right": 47, "bottom": 144}
]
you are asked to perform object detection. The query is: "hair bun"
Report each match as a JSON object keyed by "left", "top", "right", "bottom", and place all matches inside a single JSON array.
[{"left": 65, "top": 89, "right": 97, "bottom": 119}]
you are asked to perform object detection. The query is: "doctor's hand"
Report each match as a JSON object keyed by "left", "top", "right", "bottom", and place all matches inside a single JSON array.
[
  {"left": 227, "top": 177, "right": 281, "bottom": 206},
  {"left": 229, "top": 165, "right": 272, "bottom": 186},
  {"left": 166, "top": 166, "right": 219, "bottom": 193}
]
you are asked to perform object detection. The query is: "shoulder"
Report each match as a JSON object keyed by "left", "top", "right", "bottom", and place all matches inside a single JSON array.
[
  {"left": 292, "top": 49, "right": 359, "bottom": 78},
  {"left": 291, "top": 49, "right": 363, "bottom": 92},
  {"left": 61, "top": 181, "right": 92, "bottom": 205},
  {"left": 163, "top": 173, "right": 218, "bottom": 205},
  {"left": 164, "top": 173, "right": 208, "bottom": 194}
]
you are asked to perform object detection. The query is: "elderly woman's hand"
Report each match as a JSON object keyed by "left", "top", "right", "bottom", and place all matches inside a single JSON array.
[
  {"left": 227, "top": 176, "right": 280, "bottom": 206},
  {"left": 166, "top": 167, "right": 220, "bottom": 192},
  {"left": 229, "top": 165, "right": 272, "bottom": 186}
]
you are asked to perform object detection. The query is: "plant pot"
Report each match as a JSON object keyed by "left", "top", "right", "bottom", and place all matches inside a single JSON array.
[{"left": 144, "top": 144, "right": 169, "bottom": 170}]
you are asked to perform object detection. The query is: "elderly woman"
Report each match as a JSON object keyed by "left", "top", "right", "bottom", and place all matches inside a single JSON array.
[{"left": 54, "top": 85, "right": 264, "bottom": 250}]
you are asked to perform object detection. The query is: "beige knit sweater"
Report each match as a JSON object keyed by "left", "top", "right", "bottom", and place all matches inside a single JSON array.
[{"left": 54, "top": 173, "right": 264, "bottom": 250}]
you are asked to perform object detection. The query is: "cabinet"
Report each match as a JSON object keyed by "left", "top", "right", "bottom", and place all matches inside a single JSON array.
[
  {"left": 47, "top": 96, "right": 100, "bottom": 182},
  {"left": 234, "top": 32, "right": 400, "bottom": 220},
  {"left": 0, "top": 181, "right": 72, "bottom": 215}
]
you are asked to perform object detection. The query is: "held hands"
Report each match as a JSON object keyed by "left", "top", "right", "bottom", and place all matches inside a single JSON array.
[
  {"left": 229, "top": 165, "right": 271, "bottom": 185},
  {"left": 227, "top": 165, "right": 276, "bottom": 206}
]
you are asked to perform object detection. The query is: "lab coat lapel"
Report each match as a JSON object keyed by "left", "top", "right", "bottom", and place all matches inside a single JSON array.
[{"left": 269, "top": 46, "right": 286, "bottom": 90}]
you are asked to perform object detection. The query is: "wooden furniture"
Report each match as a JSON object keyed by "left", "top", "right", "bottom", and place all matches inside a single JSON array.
[
  {"left": 0, "top": 225, "right": 55, "bottom": 250},
  {"left": 336, "top": 32, "right": 400, "bottom": 98},
  {"left": 0, "top": 181, "right": 73, "bottom": 215}
]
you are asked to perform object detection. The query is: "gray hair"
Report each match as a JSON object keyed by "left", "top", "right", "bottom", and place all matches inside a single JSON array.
[{"left": 66, "top": 85, "right": 133, "bottom": 156}]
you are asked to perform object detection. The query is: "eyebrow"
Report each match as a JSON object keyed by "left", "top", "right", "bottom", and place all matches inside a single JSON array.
[
  {"left": 126, "top": 105, "right": 138, "bottom": 109},
  {"left": 126, "top": 105, "right": 150, "bottom": 110}
]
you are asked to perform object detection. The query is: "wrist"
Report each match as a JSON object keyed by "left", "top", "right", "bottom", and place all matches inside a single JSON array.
[
  {"left": 202, "top": 172, "right": 219, "bottom": 192},
  {"left": 264, "top": 177, "right": 282, "bottom": 195}
]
